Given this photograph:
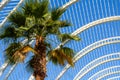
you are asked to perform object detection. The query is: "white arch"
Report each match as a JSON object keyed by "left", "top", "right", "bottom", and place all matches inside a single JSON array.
[
  {"left": 1, "top": 1, "right": 120, "bottom": 80},
  {"left": 0, "top": 0, "right": 24, "bottom": 27},
  {"left": 107, "top": 76, "right": 120, "bottom": 80},
  {"left": 56, "top": 36, "right": 120, "bottom": 80},
  {"left": 0, "top": 0, "right": 10, "bottom": 10},
  {"left": 73, "top": 53, "right": 120, "bottom": 80},
  {"left": 59, "top": 16, "right": 120, "bottom": 46},
  {"left": 88, "top": 66, "right": 120, "bottom": 80}
]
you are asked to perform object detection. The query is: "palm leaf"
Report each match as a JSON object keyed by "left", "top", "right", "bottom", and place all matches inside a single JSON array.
[
  {"left": 48, "top": 46, "right": 74, "bottom": 66},
  {"left": 51, "top": 8, "right": 66, "bottom": 21},
  {"left": 59, "top": 34, "right": 80, "bottom": 42},
  {"left": 32, "top": 0, "right": 49, "bottom": 18},
  {"left": 5, "top": 42, "right": 36, "bottom": 64},
  {"left": 0, "top": 26, "right": 23, "bottom": 41},
  {"left": 22, "top": 0, "right": 49, "bottom": 18},
  {"left": 8, "top": 11, "right": 26, "bottom": 27},
  {"left": 5, "top": 42, "right": 22, "bottom": 64},
  {"left": 54, "top": 20, "right": 72, "bottom": 28},
  {"left": 22, "top": 0, "right": 34, "bottom": 16}
]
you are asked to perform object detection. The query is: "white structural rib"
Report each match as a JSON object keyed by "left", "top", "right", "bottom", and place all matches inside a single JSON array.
[
  {"left": 88, "top": 66, "right": 120, "bottom": 80},
  {"left": 0, "top": 0, "right": 24, "bottom": 27},
  {"left": 58, "top": 16, "right": 120, "bottom": 47},
  {"left": 73, "top": 53, "right": 120, "bottom": 80},
  {"left": 60, "top": 0, "right": 78, "bottom": 9},
  {"left": 56, "top": 36, "right": 120, "bottom": 80},
  {"left": 0, "top": 0, "right": 10, "bottom": 10},
  {"left": 107, "top": 76, "right": 120, "bottom": 80},
  {"left": 0, "top": 60, "right": 9, "bottom": 76},
  {"left": 4, "top": 63, "right": 17, "bottom": 80}
]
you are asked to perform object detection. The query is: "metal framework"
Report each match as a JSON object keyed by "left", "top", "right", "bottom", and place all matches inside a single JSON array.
[
  {"left": 73, "top": 53, "right": 120, "bottom": 80},
  {"left": 0, "top": 0, "right": 79, "bottom": 79},
  {"left": 1, "top": 15, "right": 120, "bottom": 79},
  {"left": 107, "top": 76, "right": 120, "bottom": 80},
  {"left": 56, "top": 36, "right": 120, "bottom": 80},
  {"left": 0, "top": 0, "right": 120, "bottom": 80},
  {"left": 88, "top": 66, "right": 120, "bottom": 80},
  {"left": 0, "top": 0, "right": 24, "bottom": 27}
]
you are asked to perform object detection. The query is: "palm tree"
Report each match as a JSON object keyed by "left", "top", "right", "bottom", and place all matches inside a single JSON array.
[{"left": 0, "top": 0, "right": 80, "bottom": 80}]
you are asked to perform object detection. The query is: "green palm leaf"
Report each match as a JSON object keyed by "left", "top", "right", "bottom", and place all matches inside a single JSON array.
[
  {"left": 51, "top": 8, "right": 66, "bottom": 21},
  {"left": 0, "top": 26, "right": 23, "bottom": 41},
  {"left": 59, "top": 33, "right": 80, "bottom": 42},
  {"left": 48, "top": 46, "right": 74, "bottom": 66},
  {"left": 9, "top": 11, "right": 26, "bottom": 27},
  {"left": 5, "top": 42, "right": 36, "bottom": 64}
]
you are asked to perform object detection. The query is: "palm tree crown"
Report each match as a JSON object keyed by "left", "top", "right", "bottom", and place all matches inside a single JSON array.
[{"left": 0, "top": 0, "right": 80, "bottom": 80}]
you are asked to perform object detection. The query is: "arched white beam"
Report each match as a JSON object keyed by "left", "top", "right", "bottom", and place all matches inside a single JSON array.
[
  {"left": 0, "top": 0, "right": 24, "bottom": 27},
  {"left": 0, "top": 0, "right": 10, "bottom": 10},
  {"left": 88, "top": 66, "right": 120, "bottom": 80},
  {"left": 60, "top": 16, "right": 120, "bottom": 46},
  {"left": 4, "top": 63, "right": 17, "bottom": 80},
  {"left": 1, "top": 0, "right": 120, "bottom": 79},
  {"left": 56, "top": 36, "right": 120, "bottom": 80},
  {"left": 73, "top": 53, "right": 120, "bottom": 80},
  {"left": 60, "top": 0, "right": 78, "bottom": 9},
  {"left": 107, "top": 76, "right": 120, "bottom": 80}
]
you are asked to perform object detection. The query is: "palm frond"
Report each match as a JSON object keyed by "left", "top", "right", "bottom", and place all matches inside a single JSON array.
[
  {"left": 5, "top": 42, "right": 36, "bottom": 64},
  {"left": 55, "top": 20, "right": 72, "bottom": 28},
  {"left": 32, "top": 0, "right": 49, "bottom": 18},
  {"left": 58, "top": 34, "right": 80, "bottom": 42},
  {"left": 47, "top": 46, "right": 74, "bottom": 66},
  {"left": 22, "top": 0, "right": 34, "bottom": 16},
  {"left": 0, "top": 26, "right": 23, "bottom": 40},
  {"left": 8, "top": 11, "right": 26, "bottom": 27},
  {"left": 51, "top": 8, "right": 66, "bottom": 21},
  {"left": 22, "top": 0, "right": 49, "bottom": 18},
  {"left": 5, "top": 42, "right": 22, "bottom": 64}
]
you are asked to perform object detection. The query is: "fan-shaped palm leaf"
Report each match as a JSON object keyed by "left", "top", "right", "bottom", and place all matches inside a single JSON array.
[
  {"left": 48, "top": 46, "right": 74, "bottom": 66},
  {"left": 59, "top": 33, "right": 80, "bottom": 42},
  {"left": 8, "top": 11, "right": 26, "bottom": 27},
  {"left": 51, "top": 8, "right": 66, "bottom": 21},
  {"left": 5, "top": 42, "right": 36, "bottom": 64}
]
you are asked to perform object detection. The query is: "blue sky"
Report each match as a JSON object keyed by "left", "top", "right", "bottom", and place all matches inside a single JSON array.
[{"left": 0, "top": 0, "right": 120, "bottom": 80}]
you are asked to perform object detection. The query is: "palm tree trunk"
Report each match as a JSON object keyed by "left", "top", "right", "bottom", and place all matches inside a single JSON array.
[{"left": 33, "top": 36, "right": 47, "bottom": 80}]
